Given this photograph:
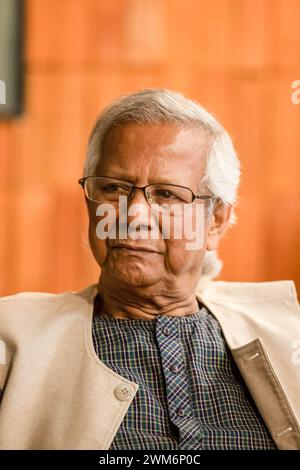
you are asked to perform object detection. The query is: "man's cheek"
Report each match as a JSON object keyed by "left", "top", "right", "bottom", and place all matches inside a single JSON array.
[
  {"left": 165, "top": 239, "right": 201, "bottom": 273},
  {"left": 89, "top": 224, "right": 107, "bottom": 266}
]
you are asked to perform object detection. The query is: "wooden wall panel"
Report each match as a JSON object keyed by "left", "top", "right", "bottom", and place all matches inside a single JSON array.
[{"left": 0, "top": 0, "right": 299, "bottom": 295}]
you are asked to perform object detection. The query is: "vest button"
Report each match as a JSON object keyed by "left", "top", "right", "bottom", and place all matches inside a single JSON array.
[{"left": 114, "top": 383, "right": 134, "bottom": 401}]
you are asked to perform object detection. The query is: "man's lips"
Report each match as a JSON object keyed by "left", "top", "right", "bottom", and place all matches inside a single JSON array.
[{"left": 110, "top": 243, "right": 160, "bottom": 253}]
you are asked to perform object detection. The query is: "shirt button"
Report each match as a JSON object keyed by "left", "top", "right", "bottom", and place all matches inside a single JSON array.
[
  {"left": 162, "top": 326, "right": 170, "bottom": 336},
  {"left": 114, "top": 383, "right": 134, "bottom": 401},
  {"left": 176, "top": 407, "right": 185, "bottom": 417},
  {"left": 169, "top": 364, "right": 179, "bottom": 373}
]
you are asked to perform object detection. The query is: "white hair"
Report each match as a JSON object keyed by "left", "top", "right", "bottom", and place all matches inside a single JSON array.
[{"left": 84, "top": 88, "right": 241, "bottom": 279}]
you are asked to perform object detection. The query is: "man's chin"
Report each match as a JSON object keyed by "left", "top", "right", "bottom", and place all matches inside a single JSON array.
[{"left": 106, "top": 259, "right": 157, "bottom": 288}]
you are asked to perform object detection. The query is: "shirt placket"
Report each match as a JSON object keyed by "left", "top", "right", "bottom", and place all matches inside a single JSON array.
[{"left": 155, "top": 315, "right": 203, "bottom": 449}]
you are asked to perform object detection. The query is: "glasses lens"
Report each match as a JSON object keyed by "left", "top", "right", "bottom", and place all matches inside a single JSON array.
[
  {"left": 146, "top": 184, "right": 193, "bottom": 207},
  {"left": 85, "top": 177, "right": 131, "bottom": 204}
]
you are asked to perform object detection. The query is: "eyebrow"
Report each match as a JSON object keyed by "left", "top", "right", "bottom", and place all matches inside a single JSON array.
[
  {"left": 103, "top": 171, "right": 136, "bottom": 183},
  {"left": 102, "top": 171, "right": 182, "bottom": 186}
]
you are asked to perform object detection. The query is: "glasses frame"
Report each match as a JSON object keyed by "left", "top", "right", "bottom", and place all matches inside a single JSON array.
[{"left": 78, "top": 176, "right": 219, "bottom": 205}]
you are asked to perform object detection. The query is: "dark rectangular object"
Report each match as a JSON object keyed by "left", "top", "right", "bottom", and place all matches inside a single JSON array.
[{"left": 0, "top": 0, "right": 24, "bottom": 117}]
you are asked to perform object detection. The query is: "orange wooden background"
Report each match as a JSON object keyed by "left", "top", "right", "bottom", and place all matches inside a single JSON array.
[{"left": 0, "top": 0, "right": 300, "bottom": 296}]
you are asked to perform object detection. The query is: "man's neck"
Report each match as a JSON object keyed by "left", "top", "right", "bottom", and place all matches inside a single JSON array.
[{"left": 95, "top": 277, "right": 200, "bottom": 321}]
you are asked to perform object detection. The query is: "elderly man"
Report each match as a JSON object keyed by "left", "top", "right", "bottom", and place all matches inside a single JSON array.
[{"left": 0, "top": 89, "right": 300, "bottom": 450}]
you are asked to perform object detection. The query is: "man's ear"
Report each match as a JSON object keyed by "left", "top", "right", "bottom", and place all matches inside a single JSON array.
[{"left": 206, "top": 202, "right": 232, "bottom": 251}]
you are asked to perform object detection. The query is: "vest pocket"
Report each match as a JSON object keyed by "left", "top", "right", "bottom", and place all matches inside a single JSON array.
[{"left": 231, "top": 338, "right": 300, "bottom": 450}]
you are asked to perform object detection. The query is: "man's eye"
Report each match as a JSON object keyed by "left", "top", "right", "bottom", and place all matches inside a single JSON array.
[
  {"left": 102, "top": 183, "right": 126, "bottom": 192},
  {"left": 155, "top": 189, "right": 177, "bottom": 199}
]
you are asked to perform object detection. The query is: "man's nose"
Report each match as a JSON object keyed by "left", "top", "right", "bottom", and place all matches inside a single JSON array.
[
  {"left": 128, "top": 187, "right": 149, "bottom": 206},
  {"left": 126, "top": 188, "right": 153, "bottom": 231}
]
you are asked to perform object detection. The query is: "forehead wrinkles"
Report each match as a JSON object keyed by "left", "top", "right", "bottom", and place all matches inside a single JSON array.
[
  {"left": 103, "top": 124, "right": 210, "bottom": 158},
  {"left": 102, "top": 124, "right": 177, "bottom": 155},
  {"left": 161, "top": 126, "right": 210, "bottom": 156},
  {"left": 100, "top": 124, "right": 209, "bottom": 187}
]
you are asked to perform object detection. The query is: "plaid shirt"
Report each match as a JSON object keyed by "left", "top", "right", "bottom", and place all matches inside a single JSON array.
[{"left": 92, "top": 297, "right": 276, "bottom": 450}]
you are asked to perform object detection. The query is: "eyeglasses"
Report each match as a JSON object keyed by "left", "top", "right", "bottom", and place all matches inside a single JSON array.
[{"left": 78, "top": 176, "right": 218, "bottom": 208}]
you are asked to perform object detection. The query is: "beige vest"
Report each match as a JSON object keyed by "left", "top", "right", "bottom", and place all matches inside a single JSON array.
[{"left": 0, "top": 280, "right": 300, "bottom": 450}]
